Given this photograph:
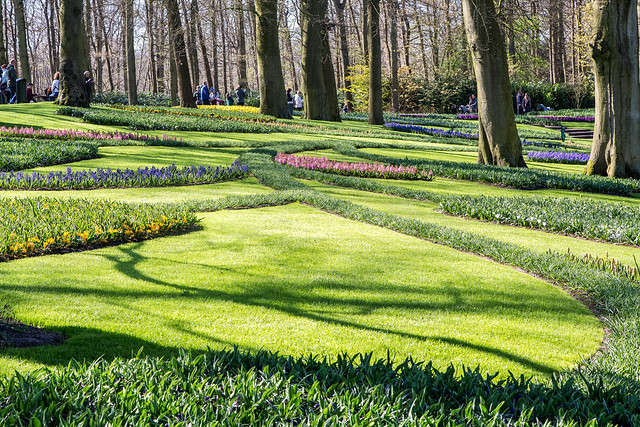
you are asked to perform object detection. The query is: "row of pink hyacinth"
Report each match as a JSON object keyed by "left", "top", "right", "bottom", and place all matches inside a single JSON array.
[
  {"left": 274, "top": 152, "right": 435, "bottom": 181},
  {"left": 0, "top": 126, "right": 179, "bottom": 143}
]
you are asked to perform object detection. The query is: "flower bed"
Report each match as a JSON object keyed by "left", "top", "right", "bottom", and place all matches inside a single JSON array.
[
  {"left": 0, "top": 160, "right": 249, "bottom": 190},
  {"left": 0, "top": 197, "right": 198, "bottom": 261},
  {"left": 275, "top": 152, "right": 434, "bottom": 180},
  {"left": 527, "top": 151, "right": 589, "bottom": 164},
  {"left": 0, "top": 124, "right": 180, "bottom": 145},
  {"left": 111, "top": 104, "right": 275, "bottom": 123},
  {"left": 0, "top": 139, "right": 98, "bottom": 171},
  {"left": 439, "top": 194, "right": 640, "bottom": 245},
  {"left": 384, "top": 123, "right": 478, "bottom": 139},
  {"left": 197, "top": 105, "right": 260, "bottom": 114},
  {"left": 538, "top": 116, "right": 595, "bottom": 122}
]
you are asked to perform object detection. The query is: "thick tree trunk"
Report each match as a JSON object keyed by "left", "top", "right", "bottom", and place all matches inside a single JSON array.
[
  {"left": 125, "top": 0, "right": 137, "bottom": 105},
  {"left": 255, "top": 0, "right": 290, "bottom": 118},
  {"left": 166, "top": 0, "right": 195, "bottom": 107},
  {"left": 58, "top": 0, "right": 90, "bottom": 107},
  {"left": 13, "top": 0, "right": 30, "bottom": 82},
  {"left": 367, "top": 0, "right": 383, "bottom": 124},
  {"left": 322, "top": 24, "right": 341, "bottom": 122},
  {"left": 362, "top": 0, "right": 369, "bottom": 63},
  {"left": 587, "top": 0, "right": 640, "bottom": 178},
  {"left": 169, "top": 42, "right": 179, "bottom": 106},
  {"left": 300, "top": 0, "right": 329, "bottom": 120},
  {"left": 461, "top": 0, "right": 526, "bottom": 167}
]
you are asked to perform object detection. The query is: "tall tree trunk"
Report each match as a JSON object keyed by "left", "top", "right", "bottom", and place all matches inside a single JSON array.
[
  {"left": 280, "top": 2, "right": 299, "bottom": 89},
  {"left": 333, "top": 0, "right": 353, "bottom": 111},
  {"left": 300, "top": 0, "right": 329, "bottom": 120},
  {"left": 322, "top": 23, "right": 341, "bottom": 121},
  {"left": 92, "top": 0, "right": 102, "bottom": 92},
  {"left": 145, "top": 0, "right": 158, "bottom": 93},
  {"left": 85, "top": 0, "right": 93, "bottom": 72},
  {"left": 362, "top": 0, "right": 369, "bottom": 63},
  {"left": 255, "top": 0, "right": 290, "bottom": 118},
  {"left": 587, "top": 0, "right": 640, "bottom": 178},
  {"left": 220, "top": 5, "right": 228, "bottom": 93},
  {"left": 390, "top": 0, "right": 399, "bottom": 112},
  {"left": 96, "top": 0, "right": 114, "bottom": 91},
  {"left": 401, "top": 0, "right": 410, "bottom": 67},
  {"left": 124, "top": 0, "right": 137, "bottom": 104},
  {"left": 461, "top": 0, "right": 526, "bottom": 167},
  {"left": 185, "top": 0, "right": 199, "bottom": 88},
  {"left": 58, "top": 0, "right": 90, "bottom": 107},
  {"left": 237, "top": 0, "right": 248, "bottom": 87},
  {"left": 0, "top": 1, "right": 6, "bottom": 65},
  {"left": 169, "top": 41, "right": 178, "bottom": 105},
  {"left": 211, "top": 0, "right": 219, "bottom": 92},
  {"left": 367, "top": 0, "right": 383, "bottom": 124},
  {"left": 166, "top": 0, "right": 195, "bottom": 107},
  {"left": 13, "top": 0, "right": 30, "bottom": 82},
  {"left": 195, "top": 0, "right": 213, "bottom": 87}
]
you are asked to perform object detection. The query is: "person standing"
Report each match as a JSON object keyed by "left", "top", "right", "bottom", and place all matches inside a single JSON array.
[
  {"left": 286, "top": 88, "right": 294, "bottom": 116},
  {"left": 200, "top": 81, "right": 210, "bottom": 105},
  {"left": 225, "top": 92, "right": 234, "bottom": 106},
  {"left": 515, "top": 90, "right": 524, "bottom": 115},
  {"left": 84, "top": 71, "right": 93, "bottom": 102},
  {"left": 7, "top": 60, "right": 17, "bottom": 104},
  {"left": 468, "top": 94, "right": 478, "bottom": 113},
  {"left": 50, "top": 72, "right": 60, "bottom": 101},
  {"left": 236, "top": 85, "right": 245, "bottom": 106},
  {"left": 294, "top": 90, "right": 303, "bottom": 111}
]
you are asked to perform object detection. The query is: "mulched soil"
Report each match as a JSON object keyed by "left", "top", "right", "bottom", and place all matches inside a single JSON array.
[{"left": 0, "top": 319, "right": 66, "bottom": 349}]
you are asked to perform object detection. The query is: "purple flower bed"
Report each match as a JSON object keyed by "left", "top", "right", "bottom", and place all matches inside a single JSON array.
[
  {"left": 457, "top": 115, "right": 479, "bottom": 120},
  {"left": 0, "top": 160, "right": 249, "bottom": 190},
  {"left": 526, "top": 151, "right": 590, "bottom": 164},
  {"left": 538, "top": 116, "right": 595, "bottom": 122},
  {"left": 521, "top": 138, "right": 562, "bottom": 149},
  {"left": 384, "top": 123, "right": 478, "bottom": 139}
]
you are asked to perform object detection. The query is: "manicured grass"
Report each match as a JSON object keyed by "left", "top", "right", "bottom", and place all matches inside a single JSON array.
[
  {"left": 303, "top": 180, "right": 640, "bottom": 267},
  {"left": 27, "top": 146, "right": 248, "bottom": 173},
  {"left": 0, "top": 203, "right": 601, "bottom": 378}
]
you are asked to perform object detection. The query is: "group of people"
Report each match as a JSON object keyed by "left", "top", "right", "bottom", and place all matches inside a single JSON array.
[
  {"left": 453, "top": 94, "right": 478, "bottom": 114},
  {"left": 1, "top": 60, "right": 93, "bottom": 104},
  {"left": 195, "top": 82, "right": 246, "bottom": 106},
  {"left": 515, "top": 90, "right": 533, "bottom": 114},
  {"left": 286, "top": 88, "right": 304, "bottom": 115}
]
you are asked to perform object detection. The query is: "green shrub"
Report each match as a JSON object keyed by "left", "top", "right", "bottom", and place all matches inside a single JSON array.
[{"left": 93, "top": 91, "right": 172, "bottom": 106}]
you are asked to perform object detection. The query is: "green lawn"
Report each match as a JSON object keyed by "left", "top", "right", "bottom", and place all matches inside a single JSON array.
[{"left": 0, "top": 104, "right": 611, "bottom": 383}]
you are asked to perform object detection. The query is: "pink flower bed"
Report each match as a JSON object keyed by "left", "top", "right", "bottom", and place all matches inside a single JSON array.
[
  {"left": 0, "top": 126, "right": 179, "bottom": 143},
  {"left": 275, "top": 152, "right": 434, "bottom": 180}
]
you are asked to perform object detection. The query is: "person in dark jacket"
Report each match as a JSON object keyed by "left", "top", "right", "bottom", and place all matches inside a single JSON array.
[
  {"left": 236, "top": 85, "right": 245, "bottom": 106},
  {"left": 84, "top": 71, "right": 93, "bottom": 102},
  {"left": 7, "top": 60, "right": 17, "bottom": 104},
  {"left": 200, "top": 81, "right": 210, "bottom": 106}
]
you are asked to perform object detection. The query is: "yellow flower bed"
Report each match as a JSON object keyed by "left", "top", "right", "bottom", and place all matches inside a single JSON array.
[{"left": 198, "top": 105, "right": 261, "bottom": 114}]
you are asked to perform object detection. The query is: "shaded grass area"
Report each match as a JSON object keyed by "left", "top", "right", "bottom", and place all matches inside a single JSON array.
[{"left": 0, "top": 204, "right": 601, "bottom": 378}]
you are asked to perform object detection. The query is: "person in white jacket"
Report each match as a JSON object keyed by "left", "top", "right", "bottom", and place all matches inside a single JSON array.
[{"left": 294, "top": 91, "right": 304, "bottom": 111}]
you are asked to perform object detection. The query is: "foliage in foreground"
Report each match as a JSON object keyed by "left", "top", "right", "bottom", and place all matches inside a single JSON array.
[
  {"left": 0, "top": 197, "right": 198, "bottom": 261},
  {"left": 0, "top": 161, "right": 249, "bottom": 190},
  {"left": 439, "top": 195, "right": 640, "bottom": 246},
  {"left": 1, "top": 348, "right": 637, "bottom": 426},
  {"left": 0, "top": 139, "right": 98, "bottom": 171}
]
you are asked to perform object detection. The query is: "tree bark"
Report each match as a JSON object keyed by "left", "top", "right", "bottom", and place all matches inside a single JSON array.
[
  {"left": 195, "top": 0, "right": 214, "bottom": 88},
  {"left": 124, "top": 0, "right": 137, "bottom": 104},
  {"left": 461, "top": 0, "right": 526, "bottom": 167},
  {"left": 255, "top": 0, "right": 290, "bottom": 118},
  {"left": 333, "top": 0, "right": 353, "bottom": 111},
  {"left": 389, "top": 0, "right": 399, "bottom": 112},
  {"left": 58, "top": 0, "right": 90, "bottom": 107},
  {"left": 145, "top": 0, "right": 158, "bottom": 93},
  {"left": 0, "top": 1, "right": 7, "bottom": 65},
  {"left": 587, "top": 0, "right": 640, "bottom": 178},
  {"left": 300, "top": 0, "right": 329, "bottom": 120},
  {"left": 367, "top": 0, "right": 383, "bottom": 124},
  {"left": 237, "top": 0, "right": 248, "bottom": 87},
  {"left": 166, "top": 0, "right": 196, "bottom": 107},
  {"left": 322, "top": 22, "right": 341, "bottom": 121},
  {"left": 13, "top": 0, "right": 31, "bottom": 82}
]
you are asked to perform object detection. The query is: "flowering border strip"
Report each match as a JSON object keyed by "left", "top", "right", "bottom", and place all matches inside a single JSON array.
[
  {"left": 0, "top": 160, "right": 249, "bottom": 190},
  {"left": 0, "top": 197, "right": 198, "bottom": 261},
  {"left": 526, "top": 151, "right": 590, "bottom": 164},
  {"left": 8, "top": 124, "right": 180, "bottom": 144},
  {"left": 0, "top": 139, "right": 98, "bottom": 172},
  {"left": 275, "top": 152, "right": 434, "bottom": 181}
]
